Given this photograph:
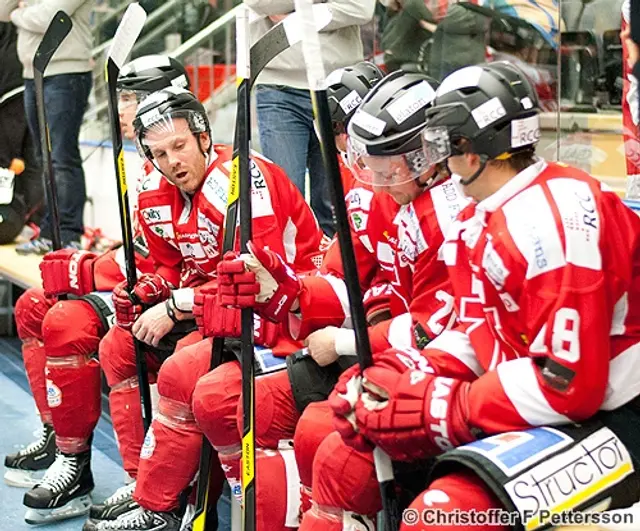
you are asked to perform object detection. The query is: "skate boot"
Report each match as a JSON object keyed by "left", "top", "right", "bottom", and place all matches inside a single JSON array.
[
  {"left": 4, "top": 423, "right": 56, "bottom": 488},
  {"left": 82, "top": 481, "right": 139, "bottom": 531},
  {"left": 23, "top": 449, "right": 94, "bottom": 524},
  {"left": 95, "top": 507, "right": 182, "bottom": 530}
]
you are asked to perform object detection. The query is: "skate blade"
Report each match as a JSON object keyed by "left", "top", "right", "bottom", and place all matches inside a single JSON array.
[
  {"left": 3, "top": 468, "right": 44, "bottom": 488},
  {"left": 24, "top": 494, "right": 92, "bottom": 525}
]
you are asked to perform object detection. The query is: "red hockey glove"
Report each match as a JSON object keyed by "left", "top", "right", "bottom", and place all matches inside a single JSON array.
[
  {"left": 328, "top": 363, "right": 373, "bottom": 452},
  {"left": 131, "top": 273, "right": 172, "bottom": 305},
  {"left": 40, "top": 249, "right": 97, "bottom": 297},
  {"left": 112, "top": 280, "right": 143, "bottom": 330},
  {"left": 217, "top": 241, "right": 302, "bottom": 323},
  {"left": 363, "top": 282, "right": 393, "bottom": 325},
  {"left": 194, "top": 285, "right": 241, "bottom": 338},
  {"left": 354, "top": 350, "right": 475, "bottom": 461}
]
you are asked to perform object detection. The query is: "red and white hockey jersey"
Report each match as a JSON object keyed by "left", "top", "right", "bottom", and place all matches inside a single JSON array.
[
  {"left": 292, "top": 178, "right": 469, "bottom": 353},
  {"left": 428, "top": 160, "right": 640, "bottom": 434},
  {"left": 137, "top": 143, "right": 325, "bottom": 291}
]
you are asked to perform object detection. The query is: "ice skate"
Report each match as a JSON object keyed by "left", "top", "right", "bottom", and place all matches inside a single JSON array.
[
  {"left": 82, "top": 481, "right": 139, "bottom": 531},
  {"left": 23, "top": 449, "right": 94, "bottom": 524},
  {"left": 95, "top": 506, "right": 181, "bottom": 530},
  {"left": 4, "top": 423, "right": 56, "bottom": 488}
]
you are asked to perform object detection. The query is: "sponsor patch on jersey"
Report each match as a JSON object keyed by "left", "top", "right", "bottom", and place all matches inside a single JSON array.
[
  {"left": 345, "top": 187, "right": 374, "bottom": 212},
  {"left": 437, "top": 66, "right": 483, "bottom": 96},
  {"left": 202, "top": 168, "right": 229, "bottom": 214},
  {"left": 471, "top": 97, "right": 507, "bottom": 130},
  {"left": 179, "top": 241, "right": 206, "bottom": 259},
  {"left": 376, "top": 241, "right": 394, "bottom": 267},
  {"left": 46, "top": 378, "right": 62, "bottom": 408},
  {"left": 395, "top": 204, "right": 428, "bottom": 268},
  {"left": 139, "top": 172, "right": 163, "bottom": 192},
  {"left": 197, "top": 211, "right": 220, "bottom": 238},
  {"left": 511, "top": 115, "right": 541, "bottom": 149},
  {"left": 504, "top": 427, "right": 634, "bottom": 531},
  {"left": 350, "top": 210, "right": 369, "bottom": 232},
  {"left": 250, "top": 160, "right": 274, "bottom": 218},
  {"left": 431, "top": 180, "right": 468, "bottom": 234},
  {"left": 386, "top": 81, "right": 435, "bottom": 125},
  {"left": 151, "top": 223, "right": 175, "bottom": 240},
  {"left": 463, "top": 428, "right": 572, "bottom": 477},
  {"left": 140, "top": 205, "right": 172, "bottom": 225},
  {"left": 503, "top": 185, "right": 566, "bottom": 279},
  {"left": 350, "top": 109, "right": 386, "bottom": 136},
  {"left": 140, "top": 426, "right": 156, "bottom": 460},
  {"left": 482, "top": 239, "right": 509, "bottom": 290},
  {"left": 339, "top": 90, "right": 362, "bottom": 115},
  {"left": 547, "top": 178, "right": 602, "bottom": 271}
]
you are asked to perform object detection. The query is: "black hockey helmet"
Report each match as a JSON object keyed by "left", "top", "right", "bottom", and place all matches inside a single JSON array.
[
  {"left": 421, "top": 61, "right": 540, "bottom": 173},
  {"left": 133, "top": 87, "right": 210, "bottom": 162},
  {"left": 326, "top": 61, "right": 384, "bottom": 133},
  {"left": 117, "top": 55, "right": 191, "bottom": 96},
  {"left": 345, "top": 70, "right": 439, "bottom": 187}
]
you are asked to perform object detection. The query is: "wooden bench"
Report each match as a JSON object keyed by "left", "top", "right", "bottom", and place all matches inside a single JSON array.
[{"left": 0, "top": 244, "right": 42, "bottom": 334}]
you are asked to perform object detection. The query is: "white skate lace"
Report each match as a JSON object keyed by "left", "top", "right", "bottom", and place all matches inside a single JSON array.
[
  {"left": 100, "top": 507, "right": 151, "bottom": 530},
  {"left": 103, "top": 481, "right": 136, "bottom": 505},
  {"left": 38, "top": 453, "right": 77, "bottom": 493},
  {"left": 20, "top": 426, "right": 50, "bottom": 456}
]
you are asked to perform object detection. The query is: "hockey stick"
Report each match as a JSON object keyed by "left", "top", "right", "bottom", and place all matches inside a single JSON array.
[
  {"left": 103, "top": 3, "right": 151, "bottom": 432},
  {"left": 237, "top": 7, "right": 257, "bottom": 531},
  {"left": 33, "top": 11, "right": 72, "bottom": 251},
  {"left": 293, "top": 0, "right": 402, "bottom": 529},
  {"left": 191, "top": 11, "right": 336, "bottom": 529}
]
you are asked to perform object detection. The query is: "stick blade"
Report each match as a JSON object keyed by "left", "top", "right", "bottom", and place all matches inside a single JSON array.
[
  {"left": 33, "top": 11, "right": 72, "bottom": 74},
  {"left": 107, "top": 2, "right": 147, "bottom": 69}
]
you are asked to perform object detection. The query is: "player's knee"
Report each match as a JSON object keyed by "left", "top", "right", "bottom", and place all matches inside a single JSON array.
[
  {"left": 248, "top": 371, "right": 296, "bottom": 448},
  {"left": 294, "top": 401, "right": 334, "bottom": 487},
  {"left": 312, "top": 432, "right": 381, "bottom": 516},
  {"left": 15, "top": 288, "right": 51, "bottom": 340},
  {"left": 42, "top": 299, "right": 103, "bottom": 358},
  {"left": 99, "top": 326, "right": 137, "bottom": 386},
  {"left": 193, "top": 361, "right": 241, "bottom": 447},
  {"left": 156, "top": 341, "right": 211, "bottom": 404},
  {"left": 402, "top": 471, "right": 507, "bottom": 531}
]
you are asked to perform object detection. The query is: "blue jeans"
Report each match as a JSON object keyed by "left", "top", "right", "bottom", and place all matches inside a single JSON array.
[
  {"left": 24, "top": 72, "right": 92, "bottom": 244},
  {"left": 256, "top": 85, "right": 335, "bottom": 237}
]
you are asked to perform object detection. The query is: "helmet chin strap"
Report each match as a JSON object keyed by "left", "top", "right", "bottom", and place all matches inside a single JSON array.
[{"left": 456, "top": 155, "right": 488, "bottom": 186}]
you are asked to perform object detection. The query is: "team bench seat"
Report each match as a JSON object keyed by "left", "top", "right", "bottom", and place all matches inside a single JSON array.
[{"left": 0, "top": 244, "right": 42, "bottom": 335}]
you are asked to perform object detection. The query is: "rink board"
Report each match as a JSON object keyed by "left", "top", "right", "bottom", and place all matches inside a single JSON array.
[{"left": 0, "top": 244, "right": 42, "bottom": 289}]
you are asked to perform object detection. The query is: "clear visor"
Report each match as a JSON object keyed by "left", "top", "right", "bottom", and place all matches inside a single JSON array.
[
  {"left": 421, "top": 126, "right": 453, "bottom": 167},
  {"left": 135, "top": 111, "right": 207, "bottom": 161},
  {"left": 116, "top": 89, "right": 147, "bottom": 112},
  {"left": 346, "top": 137, "right": 433, "bottom": 187}
]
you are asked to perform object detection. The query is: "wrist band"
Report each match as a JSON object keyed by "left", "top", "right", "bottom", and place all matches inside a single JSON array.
[{"left": 165, "top": 299, "right": 180, "bottom": 325}]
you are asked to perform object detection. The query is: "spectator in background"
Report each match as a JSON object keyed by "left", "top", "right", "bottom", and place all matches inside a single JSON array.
[
  {"left": 0, "top": 21, "right": 42, "bottom": 244},
  {"left": 621, "top": 0, "right": 640, "bottom": 198},
  {"left": 245, "top": 0, "right": 376, "bottom": 238},
  {"left": 380, "top": 0, "right": 436, "bottom": 73},
  {"left": 0, "top": 0, "right": 93, "bottom": 254}
]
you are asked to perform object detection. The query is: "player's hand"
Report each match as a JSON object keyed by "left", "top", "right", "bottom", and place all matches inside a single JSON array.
[
  {"left": 217, "top": 242, "right": 302, "bottom": 322},
  {"left": 354, "top": 348, "right": 474, "bottom": 461},
  {"left": 40, "top": 249, "right": 97, "bottom": 297},
  {"left": 328, "top": 364, "right": 373, "bottom": 451},
  {"left": 304, "top": 326, "right": 355, "bottom": 367},
  {"left": 363, "top": 282, "right": 393, "bottom": 326},
  {"left": 112, "top": 280, "right": 142, "bottom": 330},
  {"left": 132, "top": 302, "right": 175, "bottom": 347},
  {"left": 193, "top": 285, "right": 241, "bottom": 338},
  {"left": 132, "top": 273, "right": 172, "bottom": 305}
]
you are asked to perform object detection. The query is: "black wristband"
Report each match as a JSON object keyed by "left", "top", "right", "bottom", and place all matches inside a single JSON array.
[{"left": 165, "top": 299, "right": 180, "bottom": 325}]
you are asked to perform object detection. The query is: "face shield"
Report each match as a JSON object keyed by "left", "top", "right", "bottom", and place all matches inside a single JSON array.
[
  {"left": 421, "top": 126, "right": 455, "bottom": 167},
  {"left": 346, "top": 137, "right": 433, "bottom": 187}
]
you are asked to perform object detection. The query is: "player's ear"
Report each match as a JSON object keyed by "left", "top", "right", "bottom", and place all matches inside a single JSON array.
[{"left": 199, "top": 131, "right": 212, "bottom": 153}]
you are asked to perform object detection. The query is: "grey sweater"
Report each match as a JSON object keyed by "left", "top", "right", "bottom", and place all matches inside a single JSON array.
[
  {"left": 0, "top": 0, "right": 92, "bottom": 79},
  {"left": 246, "top": 0, "right": 376, "bottom": 90}
]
